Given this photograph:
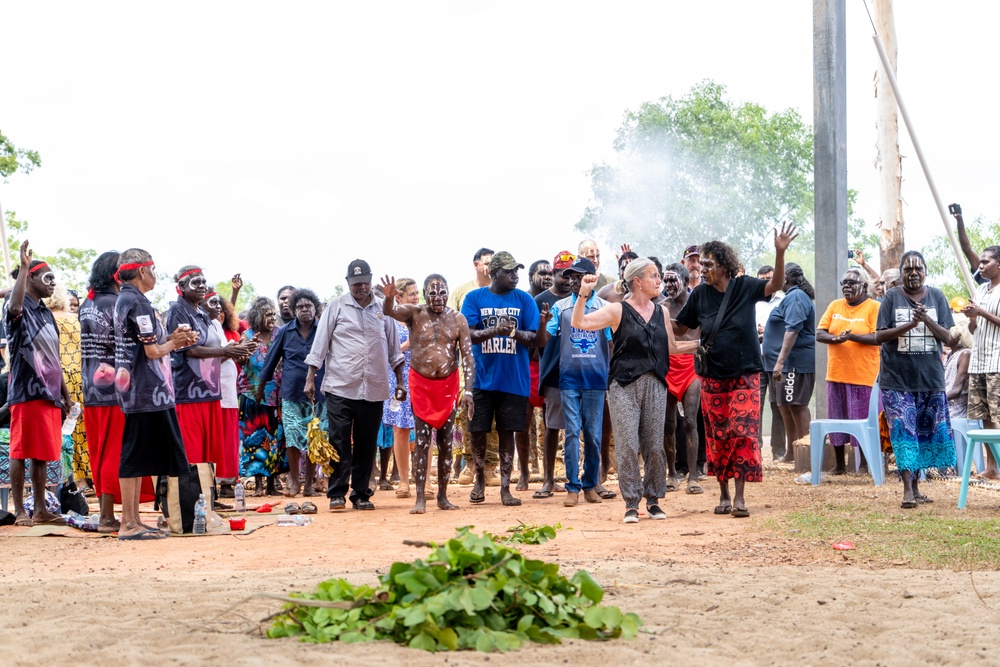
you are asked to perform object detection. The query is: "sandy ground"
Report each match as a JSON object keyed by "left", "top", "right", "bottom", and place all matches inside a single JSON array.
[{"left": 2, "top": 458, "right": 1000, "bottom": 667}]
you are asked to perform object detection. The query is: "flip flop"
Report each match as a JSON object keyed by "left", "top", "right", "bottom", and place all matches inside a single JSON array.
[
  {"left": 665, "top": 482, "right": 678, "bottom": 493},
  {"left": 32, "top": 515, "right": 67, "bottom": 527},
  {"left": 378, "top": 480, "right": 394, "bottom": 491},
  {"left": 532, "top": 490, "right": 554, "bottom": 499},
  {"left": 469, "top": 490, "right": 485, "bottom": 504},
  {"left": 300, "top": 501, "right": 318, "bottom": 515},
  {"left": 915, "top": 494, "right": 934, "bottom": 504},
  {"left": 284, "top": 503, "right": 302, "bottom": 515},
  {"left": 714, "top": 504, "right": 732, "bottom": 515},
  {"left": 395, "top": 489, "right": 411, "bottom": 499},
  {"left": 731, "top": 507, "right": 750, "bottom": 518},
  {"left": 900, "top": 500, "right": 918, "bottom": 509},
  {"left": 14, "top": 516, "right": 32, "bottom": 527},
  {"left": 598, "top": 488, "right": 617, "bottom": 500},
  {"left": 686, "top": 483, "right": 704, "bottom": 495},
  {"left": 119, "top": 529, "right": 167, "bottom": 541}
]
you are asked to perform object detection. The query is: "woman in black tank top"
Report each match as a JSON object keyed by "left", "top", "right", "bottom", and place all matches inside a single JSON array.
[{"left": 570, "top": 258, "right": 697, "bottom": 524}]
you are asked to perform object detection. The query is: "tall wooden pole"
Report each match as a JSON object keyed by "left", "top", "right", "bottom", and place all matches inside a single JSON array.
[
  {"left": 0, "top": 197, "right": 12, "bottom": 287},
  {"left": 871, "top": 35, "right": 978, "bottom": 297},
  {"left": 874, "top": 0, "right": 904, "bottom": 274},
  {"left": 813, "top": 0, "right": 848, "bottom": 420}
]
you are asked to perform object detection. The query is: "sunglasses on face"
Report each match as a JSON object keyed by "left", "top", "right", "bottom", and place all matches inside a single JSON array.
[
  {"left": 840, "top": 280, "right": 861, "bottom": 287},
  {"left": 557, "top": 253, "right": 575, "bottom": 264}
]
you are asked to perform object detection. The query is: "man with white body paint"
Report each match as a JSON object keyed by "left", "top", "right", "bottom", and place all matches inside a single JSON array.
[{"left": 381, "top": 274, "right": 475, "bottom": 513}]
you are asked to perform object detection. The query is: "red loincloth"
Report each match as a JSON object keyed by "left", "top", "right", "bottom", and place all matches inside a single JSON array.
[
  {"left": 408, "top": 368, "right": 461, "bottom": 430},
  {"left": 667, "top": 353, "right": 697, "bottom": 401},
  {"left": 10, "top": 400, "right": 61, "bottom": 461},
  {"left": 528, "top": 358, "right": 544, "bottom": 408}
]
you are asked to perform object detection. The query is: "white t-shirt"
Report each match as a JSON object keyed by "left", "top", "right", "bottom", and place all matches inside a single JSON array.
[
  {"left": 970, "top": 281, "right": 1000, "bottom": 374},
  {"left": 755, "top": 290, "right": 784, "bottom": 351},
  {"left": 214, "top": 320, "right": 239, "bottom": 409}
]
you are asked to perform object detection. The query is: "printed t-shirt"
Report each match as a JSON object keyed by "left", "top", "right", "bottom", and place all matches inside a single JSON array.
[
  {"left": 969, "top": 280, "right": 1000, "bottom": 374},
  {"left": 675, "top": 275, "right": 768, "bottom": 379},
  {"left": 818, "top": 297, "right": 881, "bottom": 386},
  {"left": 4, "top": 295, "right": 63, "bottom": 407},
  {"left": 877, "top": 286, "right": 953, "bottom": 392},
  {"left": 79, "top": 290, "right": 119, "bottom": 407},
  {"left": 547, "top": 293, "right": 612, "bottom": 390},
  {"left": 166, "top": 298, "right": 221, "bottom": 403},
  {"left": 114, "top": 284, "right": 176, "bottom": 413},
  {"left": 462, "top": 287, "right": 540, "bottom": 396},
  {"left": 762, "top": 286, "right": 816, "bottom": 373}
]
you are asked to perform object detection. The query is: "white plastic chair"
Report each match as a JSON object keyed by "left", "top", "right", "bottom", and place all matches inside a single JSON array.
[
  {"left": 810, "top": 384, "right": 884, "bottom": 486},
  {"left": 953, "top": 418, "right": 984, "bottom": 475}
]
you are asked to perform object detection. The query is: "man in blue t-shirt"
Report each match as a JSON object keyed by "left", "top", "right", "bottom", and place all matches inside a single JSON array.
[
  {"left": 461, "top": 251, "right": 540, "bottom": 507},
  {"left": 536, "top": 257, "right": 612, "bottom": 507}
]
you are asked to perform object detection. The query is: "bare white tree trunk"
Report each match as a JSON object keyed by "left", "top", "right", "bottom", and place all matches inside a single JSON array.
[{"left": 874, "top": 0, "right": 904, "bottom": 273}]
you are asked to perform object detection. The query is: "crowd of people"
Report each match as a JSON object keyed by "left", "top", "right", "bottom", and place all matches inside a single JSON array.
[{"left": 1, "top": 208, "right": 998, "bottom": 534}]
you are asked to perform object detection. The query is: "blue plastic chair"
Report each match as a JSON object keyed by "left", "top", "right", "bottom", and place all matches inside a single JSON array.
[
  {"left": 810, "top": 384, "right": 884, "bottom": 486},
  {"left": 953, "top": 418, "right": 985, "bottom": 475},
  {"left": 957, "top": 430, "right": 1000, "bottom": 509}
]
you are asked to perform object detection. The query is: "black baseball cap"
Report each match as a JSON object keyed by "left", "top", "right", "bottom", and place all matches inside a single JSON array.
[
  {"left": 563, "top": 257, "right": 597, "bottom": 275},
  {"left": 346, "top": 259, "right": 372, "bottom": 285}
]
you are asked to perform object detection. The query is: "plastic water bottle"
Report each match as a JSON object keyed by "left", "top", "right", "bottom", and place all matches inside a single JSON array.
[
  {"left": 234, "top": 479, "right": 246, "bottom": 512},
  {"left": 62, "top": 403, "right": 82, "bottom": 436},
  {"left": 388, "top": 398, "right": 402, "bottom": 413},
  {"left": 193, "top": 494, "right": 207, "bottom": 534},
  {"left": 276, "top": 514, "right": 313, "bottom": 527}
]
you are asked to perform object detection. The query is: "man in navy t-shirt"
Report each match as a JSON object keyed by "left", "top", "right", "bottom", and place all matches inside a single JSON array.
[{"left": 461, "top": 251, "right": 540, "bottom": 507}]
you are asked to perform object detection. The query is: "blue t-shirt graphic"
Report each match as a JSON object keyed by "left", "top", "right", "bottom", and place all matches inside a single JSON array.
[{"left": 462, "top": 287, "right": 540, "bottom": 397}]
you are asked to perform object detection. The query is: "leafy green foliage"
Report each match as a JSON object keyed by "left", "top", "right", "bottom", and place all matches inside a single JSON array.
[
  {"left": 486, "top": 522, "right": 564, "bottom": 546},
  {"left": 267, "top": 526, "right": 641, "bottom": 652},
  {"left": 579, "top": 80, "right": 814, "bottom": 266},
  {"left": 0, "top": 131, "right": 41, "bottom": 181},
  {"left": 3, "top": 210, "right": 95, "bottom": 291},
  {"left": 922, "top": 215, "right": 998, "bottom": 300},
  {"left": 214, "top": 278, "right": 257, "bottom": 313}
]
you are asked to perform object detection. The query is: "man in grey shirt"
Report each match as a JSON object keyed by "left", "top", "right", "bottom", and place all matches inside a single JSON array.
[{"left": 304, "top": 259, "right": 405, "bottom": 511}]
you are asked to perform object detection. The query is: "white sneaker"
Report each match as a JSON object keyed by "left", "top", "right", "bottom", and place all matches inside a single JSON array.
[{"left": 623, "top": 509, "right": 639, "bottom": 524}]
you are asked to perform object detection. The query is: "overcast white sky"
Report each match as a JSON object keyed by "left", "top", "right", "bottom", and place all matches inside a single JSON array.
[{"left": 1, "top": 1, "right": 994, "bottom": 301}]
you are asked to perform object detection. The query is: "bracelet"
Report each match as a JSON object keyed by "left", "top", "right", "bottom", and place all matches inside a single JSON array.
[{"left": 464, "top": 391, "right": 473, "bottom": 397}]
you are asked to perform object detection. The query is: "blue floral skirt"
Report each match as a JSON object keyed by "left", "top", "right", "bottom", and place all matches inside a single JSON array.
[{"left": 882, "top": 390, "right": 956, "bottom": 471}]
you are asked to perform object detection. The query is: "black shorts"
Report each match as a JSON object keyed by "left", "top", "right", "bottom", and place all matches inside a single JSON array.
[
  {"left": 769, "top": 371, "right": 815, "bottom": 407},
  {"left": 120, "top": 408, "right": 190, "bottom": 478},
  {"left": 468, "top": 389, "right": 529, "bottom": 433}
]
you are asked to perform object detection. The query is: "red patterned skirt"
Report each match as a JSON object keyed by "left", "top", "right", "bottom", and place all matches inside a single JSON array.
[{"left": 700, "top": 373, "right": 763, "bottom": 482}]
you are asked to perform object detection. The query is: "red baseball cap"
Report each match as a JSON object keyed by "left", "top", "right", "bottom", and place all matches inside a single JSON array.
[{"left": 553, "top": 250, "right": 576, "bottom": 270}]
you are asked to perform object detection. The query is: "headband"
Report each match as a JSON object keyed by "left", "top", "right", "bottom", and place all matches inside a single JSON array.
[
  {"left": 113, "top": 261, "right": 154, "bottom": 284},
  {"left": 175, "top": 267, "right": 203, "bottom": 295},
  {"left": 204, "top": 291, "right": 219, "bottom": 300},
  {"left": 28, "top": 262, "right": 50, "bottom": 274}
]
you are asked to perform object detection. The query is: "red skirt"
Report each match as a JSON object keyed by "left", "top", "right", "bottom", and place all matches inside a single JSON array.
[
  {"left": 175, "top": 401, "right": 225, "bottom": 466},
  {"left": 700, "top": 374, "right": 763, "bottom": 482},
  {"left": 84, "top": 405, "right": 155, "bottom": 503},
  {"left": 10, "top": 400, "right": 61, "bottom": 461},
  {"left": 217, "top": 407, "right": 240, "bottom": 478}
]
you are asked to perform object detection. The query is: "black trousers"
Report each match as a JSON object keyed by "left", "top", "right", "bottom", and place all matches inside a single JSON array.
[{"left": 324, "top": 393, "right": 384, "bottom": 501}]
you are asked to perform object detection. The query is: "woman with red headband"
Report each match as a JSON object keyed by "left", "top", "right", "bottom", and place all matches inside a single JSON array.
[
  {"left": 6, "top": 240, "right": 73, "bottom": 527},
  {"left": 165, "top": 265, "right": 253, "bottom": 497},
  {"left": 79, "top": 251, "right": 153, "bottom": 532}
]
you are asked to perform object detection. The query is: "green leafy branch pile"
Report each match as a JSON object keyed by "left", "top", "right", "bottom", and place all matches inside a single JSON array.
[
  {"left": 266, "top": 526, "right": 641, "bottom": 652},
  {"left": 486, "top": 522, "right": 564, "bottom": 545}
]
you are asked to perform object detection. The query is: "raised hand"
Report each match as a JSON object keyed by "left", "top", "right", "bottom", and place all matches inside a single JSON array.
[
  {"left": 774, "top": 221, "right": 799, "bottom": 252},
  {"left": 231, "top": 273, "right": 243, "bottom": 292},
  {"left": 852, "top": 249, "right": 866, "bottom": 266},
  {"left": 579, "top": 274, "right": 598, "bottom": 296},
  {"left": 539, "top": 302, "right": 553, "bottom": 328},
  {"left": 19, "top": 240, "right": 32, "bottom": 268},
  {"left": 616, "top": 243, "right": 633, "bottom": 262},
  {"left": 380, "top": 274, "right": 398, "bottom": 301}
]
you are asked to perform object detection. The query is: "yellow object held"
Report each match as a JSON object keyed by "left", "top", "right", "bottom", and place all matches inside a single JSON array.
[{"left": 307, "top": 416, "right": 337, "bottom": 475}]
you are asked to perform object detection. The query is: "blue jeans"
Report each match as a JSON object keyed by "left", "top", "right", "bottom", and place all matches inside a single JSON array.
[{"left": 561, "top": 388, "right": 605, "bottom": 493}]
